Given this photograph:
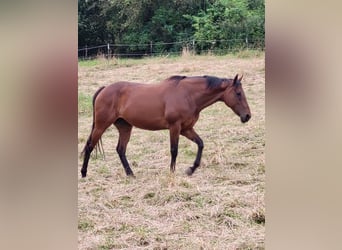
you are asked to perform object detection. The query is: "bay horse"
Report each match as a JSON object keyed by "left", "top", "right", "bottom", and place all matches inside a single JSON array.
[{"left": 81, "top": 74, "right": 251, "bottom": 178}]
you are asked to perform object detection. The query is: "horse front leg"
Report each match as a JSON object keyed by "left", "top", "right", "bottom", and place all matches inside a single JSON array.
[
  {"left": 181, "top": 128, "right": 204, "bottom": 176},
  {"left": 169, "top": 124, "right": 181, "bottom": 173}
]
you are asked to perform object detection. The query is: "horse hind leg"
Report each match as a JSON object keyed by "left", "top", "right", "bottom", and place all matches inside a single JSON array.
[
  {"left": 81, "top": 123, "right": 112, "bottom": 178},
  {"left": 114, "top": 119, "right": 134, "bottom": 177},
  {"left": 81, "top": 135, "right": 93, "bottom": 178}
]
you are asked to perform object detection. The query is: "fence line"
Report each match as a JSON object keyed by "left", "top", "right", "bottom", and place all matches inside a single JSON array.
[{"left": 78, "top": 38, "right": 264, "bottom": 59}]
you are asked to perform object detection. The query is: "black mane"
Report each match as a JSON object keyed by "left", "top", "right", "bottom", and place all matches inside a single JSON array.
[
  {"left": 203, "top": 75, "right": 229, "bottom": 89},
  {"left": 167, "top": 75, "right": 231, "bottom": 89},
  {"left": 168, "top": 75, "right": 186, "bottom": 82}
]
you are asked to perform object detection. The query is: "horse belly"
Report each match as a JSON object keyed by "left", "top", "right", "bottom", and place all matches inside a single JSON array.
[
  {"left": 131, "top": 117, "right": 168, "bottom": 130},
  {"left": 120, "top": 102, "right": 168, "bottom": 130},
  {"left": 124, "top": 113, "right": 168, "bottom": 130}
]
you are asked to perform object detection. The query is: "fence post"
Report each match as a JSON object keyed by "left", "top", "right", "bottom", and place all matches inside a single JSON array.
[
  {"left": 85, "top": 45, "right": 88, "bottom": 59},
  {"left": 150, "top": 41, "right": 153, "bottom": 56},
  {"left": 107, "top": 43, "right": 110, "bottom": 58}
]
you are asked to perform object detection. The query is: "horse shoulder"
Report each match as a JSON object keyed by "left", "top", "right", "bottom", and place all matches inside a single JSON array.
[{"left": 164, "top": 91, "right": 197, "bottom": 124}]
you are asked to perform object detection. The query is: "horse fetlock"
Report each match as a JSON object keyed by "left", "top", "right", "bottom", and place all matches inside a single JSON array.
[
  {"left": 185, "top": 167, "right": 194, "bottom": 176},
  {"left": 81, "top": 169, "right": 87, "bottom": 178},
  {"left": 125, "top": 169, "right": 135, "bottom": 177}
]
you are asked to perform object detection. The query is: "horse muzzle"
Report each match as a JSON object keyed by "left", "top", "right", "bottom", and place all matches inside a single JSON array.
[{"left": 241, "top": 113, "right": 251, "bottom": 123}]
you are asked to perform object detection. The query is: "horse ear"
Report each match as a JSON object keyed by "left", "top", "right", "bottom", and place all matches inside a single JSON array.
[
  {"left": 233, "top": 74, "right": 239, "bottom": 86},
  {"left": 239, "top": 74, "right": 243, "bottom": 82}
]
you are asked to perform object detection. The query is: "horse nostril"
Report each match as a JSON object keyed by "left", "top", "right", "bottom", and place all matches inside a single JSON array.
[
  {"left": 243, "top": 114, "right": 251, "bottom": 123},
  {"left": 241, "top": 114, "right": 251, "bottom": 123}
]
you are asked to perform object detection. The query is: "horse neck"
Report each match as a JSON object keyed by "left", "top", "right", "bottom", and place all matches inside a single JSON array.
[{"left": 192, "top": 88, "right": 224, "bottom": 112}]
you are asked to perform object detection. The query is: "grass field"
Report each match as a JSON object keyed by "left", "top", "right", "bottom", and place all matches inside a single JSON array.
[{"left": 78, "top": 52, "right": 265, "bottom": 249}]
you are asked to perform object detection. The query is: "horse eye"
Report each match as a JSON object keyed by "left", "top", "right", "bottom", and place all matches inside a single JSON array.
[{"left": 236, "top": 92, "right": 241, "bottom": 97}]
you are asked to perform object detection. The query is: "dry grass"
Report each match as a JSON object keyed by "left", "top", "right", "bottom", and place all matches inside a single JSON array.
[{"left": 78, "top": 53, "right": 265, "bottom": 249}]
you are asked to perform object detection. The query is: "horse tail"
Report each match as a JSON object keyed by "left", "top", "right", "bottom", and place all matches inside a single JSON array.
[
  {"left": 92, "top": 86, "right": 106, "bottom": 159},
  {"left": 80, "top": 86, "right": 106, "bottom": 159}
]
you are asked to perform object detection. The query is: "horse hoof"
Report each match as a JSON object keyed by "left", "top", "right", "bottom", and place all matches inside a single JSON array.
[
  {"left": 81, "top": 171, "right": 87, "bottom": 178},
  {"left": 185, "top": 167, "right": 193, "bottom": 176}
]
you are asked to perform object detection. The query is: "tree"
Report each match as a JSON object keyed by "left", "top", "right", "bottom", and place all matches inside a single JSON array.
[
  {"left": 78, "top": 0, "right": 264, "bottom": 57},
  {"left": 188, "top": 0, "right": 264, "bottom": 52},
  {"left": 78, "top": 0, "right": 110, "bottom": 46}
]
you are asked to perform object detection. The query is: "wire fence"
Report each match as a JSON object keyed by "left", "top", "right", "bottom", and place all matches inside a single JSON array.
[{"left": 78, "top": 38, "right": 264, "bottom": 60}]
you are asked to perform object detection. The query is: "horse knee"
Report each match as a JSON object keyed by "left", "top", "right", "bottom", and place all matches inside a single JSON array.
[
  {"left": 116, "top": 145, "right": 126, "bottom": 156},
  {"left": 116, "top": 146, "right": 122, "bottom": 155},
  {"left": 198, "top": 140, "right": 204, "bottom": 150},
  {"left": 195, "top": 138, "right": 204, "bottom": 149}
]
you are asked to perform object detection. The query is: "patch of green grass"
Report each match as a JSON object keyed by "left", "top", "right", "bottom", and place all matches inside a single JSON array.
[
  {"left": 233, "top": 49, "right": 264, "bottom": 58},
  {"left": 182, "top": 221, "right": 192, "bottom": 232},
  {"left": 117, "top": 222, "right": 133, "bottom": 232},
  {"left": 232, "top": 162, "right": 248, "bottom": 169},
  {"left": 78, "top": 137, "right": 86, "bottom": 144},
  {"left": 143, "top": 192, "right": 156, "bottom": 199},
  {"left": 135, "top": 225, "right": 151, "bottom": 237},
  {"left": 78, "top": 59, "right": 102, "bottom": 67},
  {"left": 258, "top": 163, "right": 265, "bottom": 174},
  {"left": 183, "top": 147, "right": 196, "bottom": 158},
  {"left": 119, "top": 195, "right": 132, "bottom": 201},
  {"left": 117, "top": 195, "right": 135, "bottom": 207},
  {"left": 90, "top": 186, "right": 105, "bottom": 198},
  {"left": 180, "top": 180, "right": 192, "bottom": 188},
  {"left": 78, "top": 56, "right": 149, "bottom": 69},
  {"left": 223, "top": 208, "right": 240, "bottom": 219},
  {"left": 99, "top": 237, "right": 127, "bottom": 250},
  {"left": 78, "top": 92, "right": 92, "bottom": 116},
  {"left": 214, "top": 208, "right": 241, "bottom": 228},
  {"left": 250, "top": 208, "right": 265, "bottom": 225},
  {"left": 104, "top": 200, "right": 118, "bottom": 209},
  {"left": 97, "top": 165, "right": 111, "bottom": 176},
  {"left": 78, "top": 218, "right": 94, "bottom": 232},
  {"left": 163, "top": 191, "right": 200, "bottom": 204},
  {"left": 78, "top": 50, "right": 264, "bottom": 69},
  {"left": 193, "top": 195, "right": 211, "bottom": 208}
]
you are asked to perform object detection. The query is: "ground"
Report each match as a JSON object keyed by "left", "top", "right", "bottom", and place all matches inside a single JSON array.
[{"left": 78, "top": 51, "right": 265, "bottom": 249}]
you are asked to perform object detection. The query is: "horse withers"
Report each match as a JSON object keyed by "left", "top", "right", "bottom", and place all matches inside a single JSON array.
[{"left": 81, "top": 74, "right": 251, "bottom": 178}]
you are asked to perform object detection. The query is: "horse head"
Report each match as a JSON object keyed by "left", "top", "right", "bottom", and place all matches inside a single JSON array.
[{"left": 221, "top": 74, "right": 251, "bottom": 123}]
